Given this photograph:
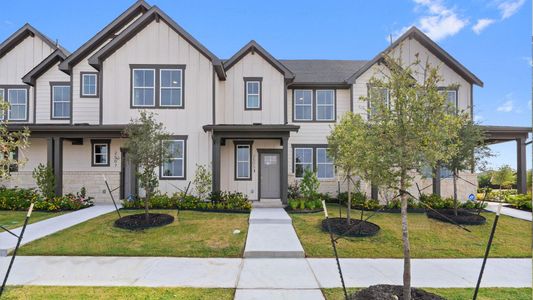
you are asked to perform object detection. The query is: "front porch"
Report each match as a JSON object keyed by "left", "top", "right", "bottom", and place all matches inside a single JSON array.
[{"left": 203, "top": 124, "right": 299, "bottom": 204}]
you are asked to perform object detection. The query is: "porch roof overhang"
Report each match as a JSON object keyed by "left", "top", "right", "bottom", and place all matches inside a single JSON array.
[
  {"left": 7, "top": 124, "right": 126, "bottom": 138},
  {"left": 203, "top": 124, "right": 300, "bottom": 139},
  {"left": 481, "top": 125, "right": 531, "bottom": 144}
]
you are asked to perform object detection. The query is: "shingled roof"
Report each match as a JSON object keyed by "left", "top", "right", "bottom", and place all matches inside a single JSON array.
[{"left": 280, "top": 59, "right": 367, "bottom": 85}]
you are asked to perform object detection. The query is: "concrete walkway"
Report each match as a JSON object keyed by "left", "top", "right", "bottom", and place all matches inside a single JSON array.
[
  {"left": 485, "top": 202, "right": 532, "bottom": 221},
  {"left": 0, "top": 205, "right": 117, "bottom": 255},
  {"left": 0, "top": 257, "right": 529, "bottom": 288},
  {"left": 243, "top": 208, "right": 304, "bottom": 258}
]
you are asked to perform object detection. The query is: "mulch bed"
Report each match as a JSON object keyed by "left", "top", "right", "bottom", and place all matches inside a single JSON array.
[
  {"left": 349, "top": 284, "right": 445, "bottom": 300},
  {"left": 321, "top": 217, "right": 380, "bottom": 237},
  {"left": 114, "top": 213, "right": 174, "bottom": 230},
  {"left": 508, "top": 205, "right": 532, "bottom": 212},
  {"left": 285, "top": 208, "right": 323, "bottom": 214},
  {"left": 426, "top": 208, "right": 486, "bottom": 225}
]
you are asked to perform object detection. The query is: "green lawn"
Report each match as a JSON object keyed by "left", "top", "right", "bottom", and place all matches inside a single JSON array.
[
  {"left": 323, "top": 288, "right": 532, "bottom": 300},
  {"left": 2, "top": 286, "right": 234, "bottom": 300},
  {"left": 0, "top": 211, "right": 65, "bottom": 232},
  {"left": 18, "top": 210, "right": 248, "bottom": 257},
  {"left": 291, "top": 204, "right": 531, "bottom": 258}
]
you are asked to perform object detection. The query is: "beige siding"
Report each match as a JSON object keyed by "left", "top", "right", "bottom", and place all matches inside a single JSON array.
[
  {"left": 101, "top": 20, "right": 213, "bottom": 193},
  {"left": 0, "top": 138, "right": 48, "bottom": 189},
  {"left": 351, "top": 64, "right": 390, "bottom": 119},
  {"left": 35, "top": 61, "right": 70, "bottom": 124},
  {"left": 220, "top": 139, "right": 282, "bottom": 201},
  {"left": 217, "top": 52, "right": 285, "bottom": 124}
]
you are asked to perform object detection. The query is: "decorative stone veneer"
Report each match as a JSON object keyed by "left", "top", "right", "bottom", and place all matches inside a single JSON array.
[
  {"left": 63, "top": 171, "right": 121, "bottom": 203},
  {"left": 0, "top": 172, "right": 37, "bottom": 189}
]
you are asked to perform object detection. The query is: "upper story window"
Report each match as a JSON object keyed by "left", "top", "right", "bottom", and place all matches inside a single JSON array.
[
  {"left": 294, "top": 90, "right": 313, "bottom": 121},
  {"left": 0, "top": 87, "right": 28, "bottom": 121},
  {"left": 316, "top": 90, "right": 335, "bottom": 121},
  {"left": 91, "top": 139, "right": 110, "bottom": 167},
  {"left": 131, "top": 65, "right": 185, "bottom": 109},
  {"left": 81, "top": 72, "right": 98, "bottom": 97},
  {"left": 293, "top": 89, "right": 336, "bottom": 122},
  {"left": 51, "top": 83, "right": 71, "bottom": 119},
  {"left": 161, "top": 138, "right": 186, "bottom": 179},
  {"left": 235, "top": 142, "right": 252, "bottom": 180},
  {"left": 368, "top": 87, "right": 389, "bottom": 118},
  {"left": 244, "top": 78, "right": 262, "bottom": 110},
  {"left": 132, "top": 69, "right": 155, "bottom": 107}
]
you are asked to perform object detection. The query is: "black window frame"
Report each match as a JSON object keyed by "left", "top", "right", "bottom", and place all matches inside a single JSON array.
[
  {"left": 234, "top": 140, "right": 253, "bottom": 181},
  {"left": 91, "top": 139, "right": 111, "bottom": 167},
  {"left": 130, "top": 64, "right": 186, "bottom": 109}
]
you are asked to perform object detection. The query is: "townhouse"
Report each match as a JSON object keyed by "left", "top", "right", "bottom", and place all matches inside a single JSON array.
[{"left": 2, "top": 1, "right": 528, "bottom": 204}]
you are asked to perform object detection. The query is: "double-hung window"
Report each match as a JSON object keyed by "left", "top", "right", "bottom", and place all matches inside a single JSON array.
[
  {"left": 294, "top": 90, "right": 313, "bottom": 121},
  {"left": 160, "top": 69, "right": 182, "bottom": 107},
  {"left": 316, "top": 148, "right": 334, "bottom": 179},
  {"left": 51, "top": 84, "right": 71, "bottom": 119},
  {"left": 132, "top": 69, "right": 155, "bottom": 107},
  {"left": 316, "top": 90, "right": 335, "bottom": 121},
  {"left": 235, "top": 143, "right": 252, "bottom": 180},
  {"left": 368, "top": 87, "right": 389, "bottom": 118},
  {"left": 439, "top": 89, "right": 457, "bottom": 114},
  {"left": 294, "top": 148, "right": 313, "bottom": 178},
  {"left": 161, "top": 139, "right": 186, "bottom": 179},
  {"left": 91, "top": 140, "right": 110, "bottom": 167},
  {"left": 244, "top": 78, "right": 261, "bottom": 110},
  {"left": 7, "top": 89, "right": 28, "bottom": 121},
  {"left": 81, "top": 73, "right": 98, "bottom": 97}
]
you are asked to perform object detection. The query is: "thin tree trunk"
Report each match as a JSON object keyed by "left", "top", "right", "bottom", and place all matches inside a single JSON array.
[
  {"left": 145, "top": 189, "right": 150, "bottom": 222},
  {"left": 400, "top": 176, "right": 411, "bottom": 300},
  {"left": 346, "top": 178, "right": 351, "bottom": 225},
  {"left": 453, "top": 169, "right": 458, "bottom": 216}
]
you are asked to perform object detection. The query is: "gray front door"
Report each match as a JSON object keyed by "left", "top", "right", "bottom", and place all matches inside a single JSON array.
[
  {"left": 260, "top": 152, "right": 281, "bottom": 199},
  {"left": 120, "top": 149, "right": 137, "bottom": 199}
]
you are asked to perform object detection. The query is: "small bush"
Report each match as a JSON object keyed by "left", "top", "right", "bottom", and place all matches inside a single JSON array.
[
  {"left": 122, "top": 191, "right": 252, "bottom": 211},
  {"left": 32, "top": 164, "right": 55, "bottom": 200},
  {"left": 506, "top": 194, "right": 532, "bottom": 211},
  {"left": 288, "top": 181, "right": 300, "bottom": 200},
  {"left": 419, "top": 193, "right": 487, "bottom": 210},
  {"left": 0, "top": 186, "right": 92, "bottom": 211},
  {"left": 300, "top": 169, "right": 319, "bottom": 200}
]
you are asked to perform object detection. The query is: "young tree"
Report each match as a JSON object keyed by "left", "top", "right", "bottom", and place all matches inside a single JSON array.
[
  {"left": 443, "top": 119, "right": 492, "bottom": 215},
  {"left": 123, "top": 111, "right": 170, "bottom": 220},
  {"left": 491, "top": 165, "right": 516, "bottom": 191},
  {"left": 193, "top": 164, "right": 211, "bottom": 200},
  {"left": 0, "top": 98, "right": 30, "bottom": 180},
  {"left": 347, "top": 54, "right": 463, "bottom": 299}
]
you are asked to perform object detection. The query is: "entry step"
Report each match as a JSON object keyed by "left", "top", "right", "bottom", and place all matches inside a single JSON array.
[
  {"left": 249, "top": 208, "right": 291, "bottom": 224},
  {"left": 252, "top": 199, "right": 284, "bottom": 208}
]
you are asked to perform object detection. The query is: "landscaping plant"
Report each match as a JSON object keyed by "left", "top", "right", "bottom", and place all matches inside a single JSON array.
[
  {"left": 491, "top": 165, "right": 516, "bottom": 193},
  {"left": 0, "top": 98, "right": 30, "bottom": 180},
  {"left": 32, "top": 164, "right": 56, "bottom": 200},
  {"left": 193, "top": 164, "right": 211, "bottom": 200},
  {"left": 300, "top": 169, "right": 320, "bottom": 201},
  {"left": 123, "top": 111, "right": 171, "bottom": 221},
  {"left": 337, "top": 53, "right": 464, "bottom": 299}
]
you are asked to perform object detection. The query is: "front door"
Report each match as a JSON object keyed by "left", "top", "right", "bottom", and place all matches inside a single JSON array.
[
  {"left": 120, "top": 149, "right": 137, "bottom": 199},
  {"left": 260, "top": 152, "right": 281, "bottom": 199}
]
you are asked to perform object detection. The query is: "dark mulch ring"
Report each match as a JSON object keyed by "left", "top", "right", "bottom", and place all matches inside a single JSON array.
[
  {"left": 285, "top": 208, "right": 323, "bottom": 214},
  {"left": 426, "top": 208, "right": 486, "bottom": 225},
  {"left": 114, "top": 213, "right": 174, "bottom": 230},
  {"left": 321, "top": 217, "right": 380, "bottom": 237},
  {"left": 349, "top": 284, "right": 446, "bottom": 300}
]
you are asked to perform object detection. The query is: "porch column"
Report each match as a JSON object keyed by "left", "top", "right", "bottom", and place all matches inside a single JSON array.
[
  {"left": 516, "top": 137, "right": 527, "bottom": 194},
  {"left": 47, "top": 137, "right": 63, "bottom": 197},
  {"left": 281, "top": 136, "right": 289, "bottom": 204},
  {"left": 432, "top": 166, "right": 441, "bottom": 196},
  {"left": 212, "top": 135, "right": 221, "bottom": 193}
]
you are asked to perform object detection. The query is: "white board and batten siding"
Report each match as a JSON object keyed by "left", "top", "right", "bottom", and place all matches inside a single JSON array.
[
  {"left": 34, "top": 61, "right": 70, "bottom": 124},
  {"left": 101, "top": 20, "right": 214, "bottom": 193}
]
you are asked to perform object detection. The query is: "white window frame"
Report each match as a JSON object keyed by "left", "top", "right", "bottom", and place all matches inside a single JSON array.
[
  {"left": 294, "top": 89, "right": 313, "bottom": 121},
  {"left": 92, "top": 143, "right": 109, "bottom": 166},
  {"left": 315, "top": 90, "right": 335, "bottom": 121},
  {"left": 161, "top": 139, "right": 185, "bottom": 179},
  {"left": 7, "top": 89, "right": 28, "bottom": 121},
  {"left": 440, "top": 89, "right": 457, "bottom": 113},
  {"left": 81, "top": 73, "right": 98, "bottom": 96},
  {"left": 159, "top": 69, "right": 183, "bottom": 107},
  {"left": 316, "top": 148, "right": 335, "bottom": 179},
  {"left": 132, "top": 68, "right": 156, "bottom": 107},
  {"left": 236, "top": 144, "right": 251, "bottom": 179},
  {"left": 245, "top": 81, "right": 261, "bottom": 109},
  {"left": 294, "top": 147, "right": 313, "bottom": 178},
  {"left": 51, "top": 85, "right": 70, "bottom": 119}
]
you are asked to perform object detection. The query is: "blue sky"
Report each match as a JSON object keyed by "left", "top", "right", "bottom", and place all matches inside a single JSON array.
[{"left": 1, "top": 0, "right": 531, "bottom": 171}]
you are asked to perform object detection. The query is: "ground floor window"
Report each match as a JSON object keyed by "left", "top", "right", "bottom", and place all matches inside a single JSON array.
[
  {"left": 234, "top": 141, "right": 253, "bottom": 180},
  {"left": 2, "top": 148, "right": 18, "bottom": 173},
  {"left": 161, "top": 138, "right": 186, "bottom": 179},
  {"left": 293, "top": 145, "right": 334, "bottom": 179},
  {"left": 316, "top": 148, "right": 334, "bottom": 179},
  {"left": 91, "top": 139, "right": 110, "bottom": 167}
]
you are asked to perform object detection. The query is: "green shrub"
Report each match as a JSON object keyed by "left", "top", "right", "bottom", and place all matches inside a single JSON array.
[
  {"left": 0, "top": 186, "right": 92, "bottom": 211},
  {"left": 32, "top": 164, "right": 55, "bottom": 200},
  {"left": 193, "top": 164, "right": 211, "bottom": 200},
  {"left": 288, "top": 199, "right": 299, "bottom": 210},
  {"left": 288, "top": 181, "right": 300, "bottom": 200},
  {"left": 419, "top": 193, "right": 487, "bottom": 210},
  {"left": 122, "top": 191, "right": 251, "bottom": 211},
  {"left": 506, "top": 194, "right": 532, "bottom": 211},
  {"left": 300, "top": 169, "right": 319, "bottom": 200}
]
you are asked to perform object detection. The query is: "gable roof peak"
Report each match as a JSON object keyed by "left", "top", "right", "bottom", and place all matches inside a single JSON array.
[
  {"left": 22, "top": 48, "right": 69, "bottom": 86},
  {"left": 0, "top": 23, "right": 62, "bottom": 59},
  {"left": 224, "top": 40, "right": 294, "bottom": 79}
]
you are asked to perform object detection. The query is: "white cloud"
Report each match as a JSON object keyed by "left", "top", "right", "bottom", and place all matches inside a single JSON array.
[
  {"left": 474, "top": 115, "right": 484, "bottom": 123},
  {"left": 472, "top": 18, "right": 496, "bottom": 34},
  {"left": 392, "top": 0, "right": 468, "bottom": 42},
  {"left": 497, "top": 0, "right": 525, "bottom": 19},
  {"left": 521, "top": 56, "right": 532, "bottom": 67},
  {"left": 496, "top": 100, "right": 514, "bottom": 112}
]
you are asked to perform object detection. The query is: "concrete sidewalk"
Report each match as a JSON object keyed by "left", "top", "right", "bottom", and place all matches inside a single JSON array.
[
  {"left": 0, "top": 205, "right": 117, "bottom": 255},
  {"left": 485, "top": 202, "right": 532, "bottom": 221},
  {"left": 0, "top": 257, "right": 529, "bottom": 288}
]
